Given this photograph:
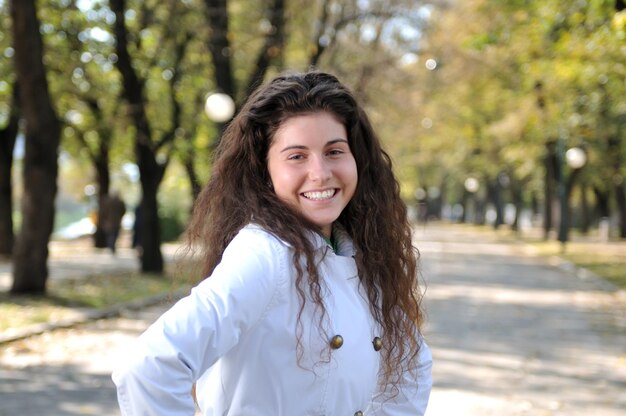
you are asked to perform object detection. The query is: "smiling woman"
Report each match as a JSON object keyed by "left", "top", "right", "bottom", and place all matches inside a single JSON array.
[{"left": 112, "top": 70, "right": 432, "bottom": 415}]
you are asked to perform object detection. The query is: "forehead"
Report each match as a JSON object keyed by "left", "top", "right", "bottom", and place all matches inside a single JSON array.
[{"left": 272, "top": 112, "right": 346, "bottom": 143}]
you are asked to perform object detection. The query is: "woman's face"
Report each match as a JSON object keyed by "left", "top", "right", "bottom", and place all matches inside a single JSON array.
[{"left": 267, "top": 111, "right": 358, "bottom": 238}]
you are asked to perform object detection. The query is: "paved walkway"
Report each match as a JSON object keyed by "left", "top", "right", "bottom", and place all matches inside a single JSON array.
[
  {"left": 0, "top": 225, "right": 624, "bottom": 415},
  {"left": 418, "top": 225, "right": 626, "bottom": 416}
]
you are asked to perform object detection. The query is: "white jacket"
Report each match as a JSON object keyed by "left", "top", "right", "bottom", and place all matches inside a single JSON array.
[{"left": 112, "top": 224, "right": 432, "bottom": 415}]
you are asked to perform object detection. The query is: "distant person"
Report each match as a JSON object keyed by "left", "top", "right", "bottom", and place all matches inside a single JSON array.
[
  {"left": 418, "top": 201, "right": 429, "bottom": 225},
  {"left": 112, "top": 71, "right": 432, "bottom": 414},
  {"left": 101, "top": 192, "right": 126, "bottom": 254}
]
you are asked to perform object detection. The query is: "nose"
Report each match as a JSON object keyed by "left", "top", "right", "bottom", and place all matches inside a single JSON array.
[{"left": 308, "top": 155, "right": 332, "bottom": 182}]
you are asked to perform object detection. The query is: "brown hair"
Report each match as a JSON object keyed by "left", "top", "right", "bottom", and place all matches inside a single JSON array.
[{"left": 184, "top": 70, "right": 423, "bottom": 390}]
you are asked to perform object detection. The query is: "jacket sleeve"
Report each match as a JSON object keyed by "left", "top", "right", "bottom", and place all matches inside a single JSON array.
[
  {"left": 112, "top": 228, "right": 287, "bottom": 415},
  {"left": 367, "top": 339, "right": 433, "bottom": 416}
]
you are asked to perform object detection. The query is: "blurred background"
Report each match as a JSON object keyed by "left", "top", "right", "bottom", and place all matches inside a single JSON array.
[
  {"left": 0, "top": 0, "right": 624, "bottom": 291},
  {"left": 2, "top": 0, "right": 625, "bottom": 291}
]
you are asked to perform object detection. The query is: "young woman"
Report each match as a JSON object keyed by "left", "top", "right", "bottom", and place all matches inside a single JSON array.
[{"left": 113, "top": 70, "right": 432, "bottom": 415}]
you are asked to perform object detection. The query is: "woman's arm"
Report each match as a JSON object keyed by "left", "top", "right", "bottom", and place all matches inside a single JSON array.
[
  {"left": 367, "top": 339, "right": 433, "bottom": 416},
  {"left": 112, "top": 228, "right": 287, "bottom": 415}
]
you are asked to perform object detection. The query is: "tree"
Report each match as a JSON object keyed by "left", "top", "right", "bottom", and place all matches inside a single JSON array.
[
  {"left": 0, "top": 82, "right": 19, "bottom": 256},
  {"left": 0, "top": 2, "right": 18, "bottom": 257},
  {"left": 407, "top": 0, "right": 625, "bottom": 238},
  {"left": 45, "top": 0, "right": 122, "bottom": 248},
  {"left": 176, "top": 0, "right": 287, "bottom": 201},
  {"left": 110, "top": 0, "right": 168, "bottom": 272},
  {"left": 3, "top": 0, "right": 129, "bottom": 253},
  {"left": 10, "top": 0, "right": 61, "bottom": 293}
]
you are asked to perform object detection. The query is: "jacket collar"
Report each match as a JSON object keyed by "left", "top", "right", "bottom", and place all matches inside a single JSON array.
[
  {"left": 309, "top": 223, "right": 356, "bottom": 257},
  {"left": 246, "top": 222, "right": 356, "bottom": 257}
]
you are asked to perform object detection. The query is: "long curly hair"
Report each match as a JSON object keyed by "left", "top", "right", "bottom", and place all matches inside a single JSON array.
[{"left": 184, "top": 70, "right": 423, "bottom": 389}]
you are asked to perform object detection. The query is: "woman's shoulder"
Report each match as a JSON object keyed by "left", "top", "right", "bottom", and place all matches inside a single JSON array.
[
  {"left": 204, "top": 224, "right": 292, "bottom": 289},
  {"left": 227, "top": 223, "right": 291, "bottom": 253}
]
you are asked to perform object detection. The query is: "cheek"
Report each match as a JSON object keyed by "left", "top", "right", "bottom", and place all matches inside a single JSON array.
[
  {"left": 268, "top": 165, "right": 299, "bottom": 198},
  {"left": 268, "top": 162, "right": 284, "bottom": 183},
  {"left": 266, "top": 156, "right": 281, "bottom": 187},
  {"left": 346, "top": 161, "right": 358, "bottom": 190}
]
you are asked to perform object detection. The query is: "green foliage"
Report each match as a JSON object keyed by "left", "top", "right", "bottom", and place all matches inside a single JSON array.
[
  {"left": 7, "top": 0, "right": 623, "bottom": 242},
  {"left": 160, "top": 214, "right": 184, "bottom": 242},
  {"left": 402, "top": 0, "right": 625, "bottom": 222},
  {"left": 0, "top": 2, "right": 15, "bottom": 129},
  {"left": 158, "top": 161, "right": 192, "bottom": 240}
]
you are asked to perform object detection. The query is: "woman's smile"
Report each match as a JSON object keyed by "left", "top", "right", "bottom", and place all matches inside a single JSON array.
[{"left": 302, "top": 188, "right": 337, "bottom": 201}]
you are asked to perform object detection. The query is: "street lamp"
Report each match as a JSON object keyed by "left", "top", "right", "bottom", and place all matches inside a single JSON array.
[
  {"left": 464, "top": 177, "right": 480, "bottom": 193},
  {"left": 557, "top": 146, "right": 587, "bottom": 247},
  {"left": 565, "top": 147, "right": 586, "bottom": 170},
  {"left": 204, "top": 92, "right": 235, "bottom": 123}
]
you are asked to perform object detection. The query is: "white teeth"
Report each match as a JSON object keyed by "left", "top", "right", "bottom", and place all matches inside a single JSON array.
[{"left": 303, "top": 189, "right": 336, "bottom": 200}]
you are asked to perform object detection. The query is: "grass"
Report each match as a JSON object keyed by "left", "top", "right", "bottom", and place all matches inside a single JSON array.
[
  {"left": 0, "top": 271, "right": 190, "bottom": 333},
  {"left": 527, "top": 240, "right": 626, "bottom": 289}
]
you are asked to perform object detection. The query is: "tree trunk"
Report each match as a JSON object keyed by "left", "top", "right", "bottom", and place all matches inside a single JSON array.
[
  {"left": 137, "top": 172, "right": 162, "bottom": 271},
  {"left": 87, "top": 99, "right": 112, "bottom": 248},
  {"left": 0, "top": 82, "right": 19, "bottom": 256},
  {"left": 593, "top": 186, "right": 610, "bottom": 219},
  {"left": 243, "top": 0, "right": 286, "bottom": 98},
  {"left": 531, "top": 191, "right": 539, "bottom": 216},
  {"left": 543, "top": 141, "right": 558, "bottom": 239},
  {"left": 510, "top": 179, "right": 524, "bottom": 233},
  {"left": 183, "top": 155, "right": 202, "bottom": 203},
  {"left": 607, "top": 127, "right": 625, "bottom": 237},
  {"left": 579, "top": 183, "right": 590, "bottom": 234},
  {"left": 111, "top": 0, "right": 163, "bottom": 272},
  {"left": 492, "top": 175, "right": 505, "bottom": 230},
  {"left": 475, "top": 195, "right": 486, "bottom": 225},
  {"left": 10, "top": 0, "right": 61, "bottom": 293},
  {"left": 616, "top": 182, "right": 626, "bottom": 239},
  {"left": 607, "top": 121, "right": 625, "bottom": 237},
  {"left": 559, "top": 167, "right": 583, "bottom": 243},
  {"left": 94, "top": 151, "right": 110, "bottom": 248},
  {"left": 204, "top": 0, "right": 235, "bottom": 99},
  {"left": 309, "top": 0, "right": 332, "bottom": 67}
]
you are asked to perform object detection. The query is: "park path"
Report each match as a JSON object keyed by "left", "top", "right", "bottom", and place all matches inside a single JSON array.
[
  {"left": 0, "top": 225, "right": 625, "bottom": 415},
  {"left": 418, "top": 225, "right": 626, "bottom": 416},
  {"left": 0, "top": 234, "right": 179, "bottom": 292}
]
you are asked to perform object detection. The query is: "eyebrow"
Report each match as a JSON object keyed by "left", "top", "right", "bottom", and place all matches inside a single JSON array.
[{"left": 280, "top": 138, "right": 349, "bottom": 153}]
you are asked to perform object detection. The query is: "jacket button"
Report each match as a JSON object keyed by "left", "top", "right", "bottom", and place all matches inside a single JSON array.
[
  {"left": 372, "top": 336, "right": 382, "bottom": 351},
  {"left": 354, "top": 411, "right": 364, "bottom": 416},
  {"left": 330, "top": 335, "right": 344, "bottom": 349}
]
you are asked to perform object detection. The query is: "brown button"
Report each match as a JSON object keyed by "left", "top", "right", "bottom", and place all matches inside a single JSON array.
[
  {"left": 354, "top": 411, "right": 364, "bottom": 416},
  {"left": 330, "top": 334, "right": 344, "bottom": 349},
  {"left": 372, "top": 336, "right": 382, "bottom": 351}
]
